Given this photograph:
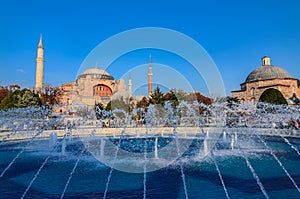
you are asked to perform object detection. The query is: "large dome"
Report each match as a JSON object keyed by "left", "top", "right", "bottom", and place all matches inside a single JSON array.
[
  {"left": 78, "top": 66, "right": 114, "bottom": 80},
  {"left": 245, "top": 56, "right": 291, "bottom": 83},
  {"left": 82, "top": 67, "right": 110, "bottom": 76}
]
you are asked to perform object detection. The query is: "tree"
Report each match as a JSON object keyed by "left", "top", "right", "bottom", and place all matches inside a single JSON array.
[
  {"left": 41, "top": 84, "right": 63, "bottom": 105},
  {"left": 105, "top": 101, "right": 112, "bottom": 111},
  {"left": 95, "top": 102, "right": 104, "bottom": 110},
  {"left": 259, "top": 88, "right": 287, "bottom": 105},
  {"left": 129, "top": 98, "right": 136, "bottom": 112},
  {"left": 150, "top": 86, "right": 164, "bottom": 105},
  {"left": 0, "top": 84, "right": 20, "bottom": 104},
  {"left": 0, "top": 90, "right": 19, "bottom": 110},
  {"left": 0, "top": 89, "right": 41, "bottom": 110},
  {"left": 186, "top": 92, "right": 212, "bottom": 105},
  {"left": 0, "top": 86, "right": 10, "bottom": 104},
  {"left": 95, "top": 102, "right": 105, "bottom": 119},
  {"left": 227, "top": 97, "right": 240, "bottom": 108},
  {"left": 7, "top": 84, "right": 21, "bottom": 91},
  {"left": 170, "top": 89, "right": 187, "bottom": 101},
  {"left": 136, "top": 97, "right": 149, "bottom": 109},
  {"left": 17, "top": 89, "right": 41, "bottom": 108},
  {"left": 106, "top": 99, "right": 130, "bottom": 112},
  {"left": 164, "top": 90, "right": 179, "bottom": 108}
]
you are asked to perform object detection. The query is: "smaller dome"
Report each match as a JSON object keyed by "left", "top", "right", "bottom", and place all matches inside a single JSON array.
[
  {"left": 82, "top": 66, "right": 110, "bottom": 76},
  {"left": 245, "top": 65, "right": 291, "bottom": 83},
  {"left": 62, "top": 82, "right": 75, "bottom": 87}
]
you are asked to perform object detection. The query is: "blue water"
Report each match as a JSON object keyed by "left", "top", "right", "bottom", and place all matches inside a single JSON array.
[{"left": 0, "top": 135, "right": 299, "bottom": 199}]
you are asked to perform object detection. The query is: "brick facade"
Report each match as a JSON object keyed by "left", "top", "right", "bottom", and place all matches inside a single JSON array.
[
  {"left": 232, "top": 78, "right": 300, "bottom": 104},
  {"left": 231, "top": 56, "right": 300, "bottom": 104},
  {"left": 59, "top": 67, "right": 126, "bottom": 107}
]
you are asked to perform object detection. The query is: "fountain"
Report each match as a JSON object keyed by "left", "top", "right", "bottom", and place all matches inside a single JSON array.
[
  {"left": 223, "top": 131, "right": 226, "bottom": 141},
  {"left": 61, "top": 138, "right": 66, "bottom": 156},
  {"left": 154, "top": 136, "right": 159, "bottom": 159},
  {"left": 49, "top": 132, "right": 58, "bottom": 149},
  {"left": 100, "top": 138, "right": 106, "bottom": 158},
  {"left": 0, "top": 102, "right": 299, "bottom": 198},
  {"left": 230, "top": 136, "right": 235, "bottom": 150},
  {"left": 203, "top": 136, "right": 209, "bottom": 156}
]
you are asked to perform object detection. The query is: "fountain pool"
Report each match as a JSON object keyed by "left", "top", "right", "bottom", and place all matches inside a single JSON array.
[
  {"left": 0, "top": 103, "right": 300, "bottom": 198},
  {"left": 0, "top": 132, "right": 299, "bottom": 199}
]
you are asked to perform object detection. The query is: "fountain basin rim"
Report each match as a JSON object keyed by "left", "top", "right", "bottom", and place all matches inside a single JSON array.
[{"left": 0, "top": 127, "right": 299, "bottom": 142}]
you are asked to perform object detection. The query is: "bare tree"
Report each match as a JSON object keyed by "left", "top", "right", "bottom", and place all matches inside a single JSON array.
[
  {"left": 41, "top": 84, "right": 63, "bottom": 105},
  {"left": 0, "top": 84, "right": 20, "bottom": 103}
]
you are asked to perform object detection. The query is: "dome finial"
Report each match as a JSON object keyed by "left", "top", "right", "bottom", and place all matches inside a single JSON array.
[
  {"left": 94, "top": 62, "right": 99, "bottom": 69},
  {"left": 262, "top": 56, "right": 270, "bottom": 66}
]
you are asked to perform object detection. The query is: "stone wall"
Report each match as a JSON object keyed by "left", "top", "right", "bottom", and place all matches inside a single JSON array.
[{"left": 232, "top": 78, "right": 300, "bottom": 103}]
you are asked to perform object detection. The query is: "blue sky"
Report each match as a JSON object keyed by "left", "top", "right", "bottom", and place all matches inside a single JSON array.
[{"left": 0, "top": 0, "right": 300, "bottom": 96}]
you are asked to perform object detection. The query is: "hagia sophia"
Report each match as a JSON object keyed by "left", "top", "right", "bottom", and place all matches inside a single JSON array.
[
  {"left": 35, "top": 36, "right": 300, "bottom": 107},
  {"left": 35, "top": 36, "right": 149, "bottom": 108},
  {"left": 59, "top": 67, "right": 127, "bottom": 106}
]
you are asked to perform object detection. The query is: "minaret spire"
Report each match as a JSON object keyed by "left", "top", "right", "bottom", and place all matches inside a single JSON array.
[
  {"left": 38, "top": 34, "right": 43, "bottom": 49},
  {"left": 128, "top": 74, "right": 132, "bottom": 94},
  {"left": 148, "top": 55, "right": 153, "bottom": 97},
  {"left": 35, "top": 34, "right": 44, "bottom": 92}
]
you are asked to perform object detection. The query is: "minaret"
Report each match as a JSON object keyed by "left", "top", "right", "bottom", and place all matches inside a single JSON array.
[
  {"left": 128, "top": 75, "right": 132, "bottom": 94},
  {"left": 148, "top": 55, "right": 153, "bottom": 97},
  {"left": 35, "top": 35, "right": 44, "bottom": 92}
]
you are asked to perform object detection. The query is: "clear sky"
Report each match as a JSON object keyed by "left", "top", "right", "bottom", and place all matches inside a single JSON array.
[{"left": 0, "top": 0, "right": 300, "bottom": 96}]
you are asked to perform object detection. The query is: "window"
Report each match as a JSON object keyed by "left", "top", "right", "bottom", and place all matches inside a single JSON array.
[
  {"left": 251, "top": 88, "right": 255, "bottom": 96},
  {"left": 94, "top": 84, "right": 112, "bottom": 97},
  {"left": 241, "top": 98, "right": 245, "bottom": 104}
]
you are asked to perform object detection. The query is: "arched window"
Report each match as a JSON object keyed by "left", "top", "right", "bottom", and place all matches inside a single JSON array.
[
  {"left": 93, "top": 84, "right": 112, "bottom": 97},
  {"left": 251, "top": 87, "right": 255, "bottom": 96},
  {"left": 241, "top": 98, "right": 245, "bottom": 104}
]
